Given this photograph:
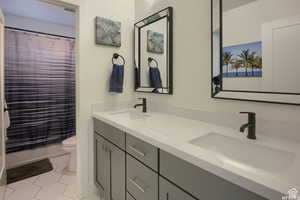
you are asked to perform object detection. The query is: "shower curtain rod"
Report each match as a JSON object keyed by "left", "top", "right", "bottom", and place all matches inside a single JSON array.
[{"left": 5, "top": 26, "right": 75, "bottom": 40}]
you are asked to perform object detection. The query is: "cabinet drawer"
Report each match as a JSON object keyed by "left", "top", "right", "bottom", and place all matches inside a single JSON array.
[
  {"left": 127, "top": 155, "right": 158, "bottom": 200},
  {"left": 159, "top": 177, "right": 196, "bottom": 200},
  {"left": 126, "top": 134, "right": 158, "bottom": 171},
  {"left": 160, "top": 150, "right": 268, "bottom": 200},
  {"left": 127, "top": 193, "right": 135, "bottom": 200},
  {"left": 94, "top": 119, "right": 125, "bottom": 150}
]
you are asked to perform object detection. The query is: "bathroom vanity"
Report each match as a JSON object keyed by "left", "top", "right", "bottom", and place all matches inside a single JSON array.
[{"left": 93, "top": 109, "right": 298, "bottom": 200}]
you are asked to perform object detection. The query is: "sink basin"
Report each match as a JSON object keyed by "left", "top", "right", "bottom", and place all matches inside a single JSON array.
[
  {"left": 190, "top": 133, "right": 295, "bottom": 173},
  {"left": 109, "top": 110, "right": 150, "bottom": 120}
]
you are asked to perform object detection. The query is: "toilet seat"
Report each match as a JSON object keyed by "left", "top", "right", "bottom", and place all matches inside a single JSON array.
[{"left": 63, "top": 136, "right": 76, "bottom": 147}]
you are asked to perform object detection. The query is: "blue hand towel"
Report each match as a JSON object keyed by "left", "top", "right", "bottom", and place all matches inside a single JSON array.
[
  {"left": 135, "top": 67, "right": 140, "bottom": 89},
  {"left": 149, "top": 67, "right": 162, "bottom": 89},
  {"left": 109, "top": 64, "right": 124, "bottom": 93}
]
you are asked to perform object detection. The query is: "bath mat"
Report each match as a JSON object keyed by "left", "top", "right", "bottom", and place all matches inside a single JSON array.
[{"left": 7, "top": 158, "right": 53, "bottom": 184}]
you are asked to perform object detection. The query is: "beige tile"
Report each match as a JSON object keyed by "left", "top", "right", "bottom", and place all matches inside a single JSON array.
[
  {"left": 4, "top": 187, "right": 14, "bottom": 200},
  {"left": 5, "top": 155, "right": 77, "bottom": 200},
  {"left": 36, "top": 182, "right": 67, "bottom": 200},
  {"left": 6, "top": 185, "right": 40, "bottom": 200},
  {"left": 34, "top": 172, "right": 61, "bottom": 187},
  {"left": 8, "top": 176, "right": 39, "bottom": 190},
  {"left": 63, "top": 183, "right": 79, "bottom": 199},
  {"left": 56, "top": 196, "right": 73, "bottom": 200},
  {"left": 83, "top": 193, "right": 101, "bottom": 200},
  {"left": 59, "top": 174, "right": 77, "bottom": 185}
]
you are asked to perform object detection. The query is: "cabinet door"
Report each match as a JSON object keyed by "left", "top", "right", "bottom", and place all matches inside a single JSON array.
[
  {"left": 159, "top": 177, "right": 196, "bottom": 200},
  {"left": 94, "top": 133, "right": 109, "bottom": 198},
  {"left": 108, "top": 143, "right": 126, "bottom": 200}
]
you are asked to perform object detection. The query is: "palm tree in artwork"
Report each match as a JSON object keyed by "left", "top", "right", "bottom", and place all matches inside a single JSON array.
[
  {"left": 253, "top": 56, "right": 262, "bottom": 76},
  {"left": 248, "top": 52, "right": 256, "bottom": 76},
  {"left": 232, "top": 60, "right": 242, "bottom": 77},
  {"left": 222, "top": 51, "right": 234, "bottom": 77},
  {"left": 238, "top": 50, "right": 256, "bottom": 77}
]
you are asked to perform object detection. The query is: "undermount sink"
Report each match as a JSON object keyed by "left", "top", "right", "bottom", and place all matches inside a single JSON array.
[
  {"left": 190, "top": 133, "right": 295, "bottom": 173},
  {"left": 109, "top": 110, "right": 150, "bottom": 120}
]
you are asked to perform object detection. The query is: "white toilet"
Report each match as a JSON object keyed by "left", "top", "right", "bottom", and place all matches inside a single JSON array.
[{"left": 62, "top": 136, "right": 77, "bottom": 172}]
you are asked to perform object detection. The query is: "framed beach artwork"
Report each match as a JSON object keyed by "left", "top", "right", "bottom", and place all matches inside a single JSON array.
[
  {"left": 222, "top": 41, "right": 262, "bottom": 78},
  {"left": 147, "top": 30, "right": 164, "bottom": 54},
  {"left": 95, "top": 17, "right": 121, "bottom": 47}
]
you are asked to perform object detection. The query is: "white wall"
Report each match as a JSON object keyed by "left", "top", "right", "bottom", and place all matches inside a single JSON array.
[
  {"left": 222, "top": 0, "right": 300, "bottom": 91},
  {"left": 135, "top": 0, "right": 300, "bottom": 127},
  {"left": 3, "top": 13, "right": 75, "bottom": 37},
  {"left": 46, "top": 0, "right": 136, "bottom": 198}
]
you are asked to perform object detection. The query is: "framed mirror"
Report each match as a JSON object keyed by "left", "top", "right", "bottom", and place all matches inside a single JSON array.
[
  {"left": 134, "top": 7, "right": 173, "bottom": 94},
  {"left": 212, "top": 0, "right": 300, "bottom": 105}
]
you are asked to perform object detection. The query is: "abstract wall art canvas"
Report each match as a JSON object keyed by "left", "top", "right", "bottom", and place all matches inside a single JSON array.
[
  {"left": 147, "top": 30, "right": 164, "bottom": 54},
  {"left": 222, "top": 41, "right": 262, "bottom": 77},
  {"left": 95, "top": 17, "right": 121, "bottom": 47}
]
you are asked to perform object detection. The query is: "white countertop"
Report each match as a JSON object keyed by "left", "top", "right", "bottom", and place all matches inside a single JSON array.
[{"left": 93, "top": 109, "right": 300, "bottom": 199}]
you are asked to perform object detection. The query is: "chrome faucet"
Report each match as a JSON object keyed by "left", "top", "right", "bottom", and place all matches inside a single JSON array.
[
  {"left": 240, "top": 112, "right": 256, "bottom": 140},
  {"left": 134, "top": 98, "right": 147, "bottom": 113}
]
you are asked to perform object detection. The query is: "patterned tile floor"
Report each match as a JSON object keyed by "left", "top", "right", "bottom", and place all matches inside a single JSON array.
[{"left": 4, "top": 154, "right": 79, "bottom": 200}]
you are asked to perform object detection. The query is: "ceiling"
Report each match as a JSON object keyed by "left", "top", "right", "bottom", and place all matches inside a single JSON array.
[{"left": 0, "top": 0, "right": 75, "bottom": 26}]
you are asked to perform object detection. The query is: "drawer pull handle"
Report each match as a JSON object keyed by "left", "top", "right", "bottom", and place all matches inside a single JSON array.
[
  {"left": 129, "top": 178, "right": 146, "bottom": 193},
  {"left": 128, "top": 145, "right": 146, "bottom": 157}
]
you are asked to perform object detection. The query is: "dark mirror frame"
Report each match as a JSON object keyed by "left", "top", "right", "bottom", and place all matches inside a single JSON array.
[
  {"left": 211, "top": 0, "right": 300, "bottom": 106},
  {"left": 134, "top": 7, "right": 173, "bottom": 95}
]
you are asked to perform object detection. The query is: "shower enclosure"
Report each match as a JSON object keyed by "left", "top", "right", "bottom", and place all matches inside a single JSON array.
[{"left": 4, "top": 28, "right": 76, "bottom": 153}]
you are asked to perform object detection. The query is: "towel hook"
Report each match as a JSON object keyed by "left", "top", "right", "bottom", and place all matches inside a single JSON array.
[
  {"left": 148, "top": 57, "right": 158, "bottom": 68},
  {"left": 112, "top": 53, "right": 126, "bottom": 65}
]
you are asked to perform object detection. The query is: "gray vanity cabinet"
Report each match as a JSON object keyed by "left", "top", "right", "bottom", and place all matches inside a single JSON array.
[
  {"left": 94, "top": 118, "right": 269, "bottom": 200},
  {"left": 94, "top": 119, "right": 126, "bottom": 200},
  {"left": 159, "top": 177, "right": 196, "bottom": 200},
  {"left": 160, "top": 150, "right": 267, "bottom": 200},
  {"left": 126, "top": 155, "right": 158, "bottom": 200},
  {"left": 94, "top": 134, "right": 109, "bottom": 195},
  {"left": 126, "top": 134, "right": 158, "bottom": 171},
  {"left": 127, "top": 193, "right": 136, "bottom": 200},
  {"left": 110, "top": 142, "right": 126, "bottom": 200},
  {"left": 94, "top": 133, "right": 126, "bottom": 200}
]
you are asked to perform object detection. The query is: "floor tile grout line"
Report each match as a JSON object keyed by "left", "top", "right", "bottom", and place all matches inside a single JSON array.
[
  {"left": 32, "top": 184, "right": 43, "bottom": 200},
  {"left": 5, "top": 154, "right": 75, "bottom": 200},
  {"left": 4, "top": 187, "right": 15, "bottom": 200}
]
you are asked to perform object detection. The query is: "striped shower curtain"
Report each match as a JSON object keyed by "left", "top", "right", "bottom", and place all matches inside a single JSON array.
[{"left": 4, "top": 29, "right": 75, "bottom": 153}]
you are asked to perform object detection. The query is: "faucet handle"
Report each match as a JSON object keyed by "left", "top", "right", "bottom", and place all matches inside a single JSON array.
[
  {"left": 240, "top": 112, "right": 256, "bottom": 115},
  {"left": 240, "top": 112, "right": 256, "bottom": 122},
  {"left": 138, "top": 97, "right": 146, "bottom": 102}
]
